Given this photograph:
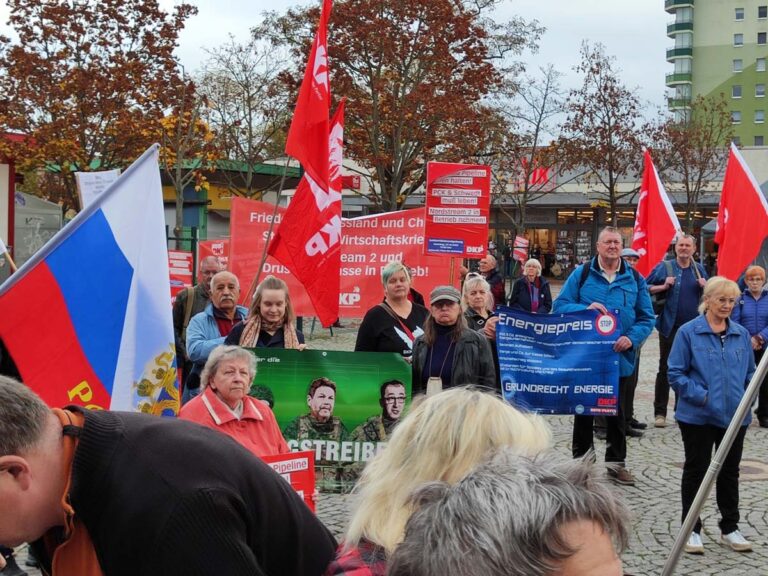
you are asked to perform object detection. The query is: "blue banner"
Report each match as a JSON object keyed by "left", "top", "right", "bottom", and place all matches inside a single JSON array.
[{"left": 497, "top": 307, "right": 621, "bottom": 416}]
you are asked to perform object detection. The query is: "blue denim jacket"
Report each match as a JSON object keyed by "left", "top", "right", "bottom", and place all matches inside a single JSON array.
[
  {"left": 647, "top": 259, "right": 708, "bottom": 338},
  {"left": 668, "top": 315, "right": 754, "bottom": 428}
]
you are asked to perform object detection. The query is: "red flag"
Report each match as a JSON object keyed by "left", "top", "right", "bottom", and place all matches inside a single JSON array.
[
  {"left": 268, "top": 100, "right": 345, "bottom": 326},
  {"left": 285, "top": 0, "right": 332, "bottom": 189},
  {"left": 715, "top": 143, "right": 768, "bottom": 280},
  {"left": 631, "top": 149, "right": 681, "bottom": 276}
]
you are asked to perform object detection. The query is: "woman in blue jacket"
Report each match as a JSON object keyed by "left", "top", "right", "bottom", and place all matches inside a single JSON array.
[
  {"left": 668, "top": 277, "right": 755, "bottom": 555},
  {"left": 730, "top": 265, "right": 768, "bottom": 427}
]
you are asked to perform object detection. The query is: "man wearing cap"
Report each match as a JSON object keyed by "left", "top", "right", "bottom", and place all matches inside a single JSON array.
[
  {"left": 646, "top": 234, "right": 707, "bottom": 428},
  {"left": 411, "top": 285, "right": 496, "bottom": 395}
]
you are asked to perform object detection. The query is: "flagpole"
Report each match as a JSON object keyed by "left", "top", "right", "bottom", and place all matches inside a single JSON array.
[
  {"left": 244, "top": 156, "right": 293, "bottom": 304},
  {"left": 661, "top": 350, "right": 768, "bottom": 575}
]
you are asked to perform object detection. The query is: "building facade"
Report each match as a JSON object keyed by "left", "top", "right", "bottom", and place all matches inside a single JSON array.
[{"left": 666, "top": 0, "right": 768, "bottom": 145}]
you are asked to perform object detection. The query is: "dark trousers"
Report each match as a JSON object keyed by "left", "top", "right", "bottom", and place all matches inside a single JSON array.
[
  {"left": 654, "top": 327, "right": 679, "bottom": 417},
  {"left": 573, "top": 374, "right": 630, "bottom": 464},
  {"left": 754, "top": 349, "right": 768, "bottom": 420},
  {"left": 679, "top": 421, "right": 747, "bottom": 534}
]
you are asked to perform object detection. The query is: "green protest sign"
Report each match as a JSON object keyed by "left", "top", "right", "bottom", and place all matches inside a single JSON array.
[{"left": 248, "top": 349, "right": 411, "bottom": 491}]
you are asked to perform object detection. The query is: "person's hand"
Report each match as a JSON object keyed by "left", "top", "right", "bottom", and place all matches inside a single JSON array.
[
  {"left": 459, "top": 264, "right": 469, "bottom": 279},
  {"left": 752, "top": 336, "right": 762, "bottom": 351},
  {"left": 311, "top": 489, "right": 320, "bottom": 504},
  {"left": 697, "top": 277, "right": 707, "bottom": 288},
  {"left": 613, "top": 335, "right": 632, "bottom": 352},
  {"left": 484, "top": 316, "right": 499, "bottom": 340},
  {"left": 297, "top": 343, "right": 307, "bottom": 351},
  {"left": 587, "top": 302, "right": 608, "bottom": 314},
  {"left": 664, "top": 276, "right": 676, "bottom": 289}
]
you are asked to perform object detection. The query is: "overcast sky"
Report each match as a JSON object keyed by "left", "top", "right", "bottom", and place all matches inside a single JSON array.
[{"left": 0, "top": 0, "right": 670, "bottom": 111}]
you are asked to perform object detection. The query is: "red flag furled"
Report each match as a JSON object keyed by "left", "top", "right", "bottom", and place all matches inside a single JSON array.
[
  {"left": 269, "top": 100, "right": 345, "bottom": 326},
  {"left": 631, "top": 149, "right": 681, "bottom": 276},
  {"left": 285, "top": 0, "right": 332, "bottom": 191},
  {"left": 715, "top": 143, "right": 768, "bottom": 280}
]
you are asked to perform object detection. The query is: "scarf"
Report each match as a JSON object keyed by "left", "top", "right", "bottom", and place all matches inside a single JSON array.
[
  {"left": 526, "top": 277, "right": 540, "bottom": 313},
  {"left": 239, "top": 314, "right": 301, "bottom": 349}
]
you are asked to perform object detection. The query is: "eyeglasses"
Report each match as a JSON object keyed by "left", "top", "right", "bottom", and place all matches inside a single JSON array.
[
  {"left": 384, "top": 396, "right": 406, "bottom": 404},
  {"left": 746, "top": 277, "right": 765, "bottom": 282},
  {"left": 431, "top": 300, "right": 457, "bottom": 309}
]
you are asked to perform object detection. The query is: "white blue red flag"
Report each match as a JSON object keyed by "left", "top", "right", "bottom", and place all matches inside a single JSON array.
[{"left": 0, "top": 145, "right": 179, "bottom": 414}]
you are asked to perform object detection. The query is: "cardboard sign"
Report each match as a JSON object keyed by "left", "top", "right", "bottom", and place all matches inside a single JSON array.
[
  {"left": 75, "top": 169, "right": 121, "bottom": 209},
  {"left": 168, "top": 250, "right": 193, "bottom": 301},
  {"left": 261, "top": 450, "right": 316, "bottom": 512},
  {"left": 424, "top": 162, "right": 490, "bottom": 258}
]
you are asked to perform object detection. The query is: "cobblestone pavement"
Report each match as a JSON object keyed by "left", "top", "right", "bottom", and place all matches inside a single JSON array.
[{"left": 13, "top": 285, "right": 768, "bottom": 575}]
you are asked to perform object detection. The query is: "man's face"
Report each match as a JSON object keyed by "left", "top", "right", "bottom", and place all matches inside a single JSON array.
[
  {"left": 624, "top": 256, "right": 639, "bottom": 268},
  {"left": 198, "top": 259, "right": 221, "bottom": 293},
  {"left": 478, "top": 256, "right": 493, "bottom": 273},
  {"left": 675, "top": 237, "right": 695, "bottom": 260},
  {"left": 381, "top": 384, "right": 406, "bottom": 420},
  {"left": 308, "top": 385, "right": 336, "bottom": 422},
  {"left": 596, "top": 232, "right": 622, "bottom": 262},
  {"left": 210, "top": 273, "right": 240, "bottom": 312},
  {"left": 556, "top": 520, "right": 623, "bottom": 576}
]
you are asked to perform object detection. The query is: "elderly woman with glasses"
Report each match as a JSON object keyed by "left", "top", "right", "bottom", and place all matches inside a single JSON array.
[
  {"left": 411, "top": 286, "right": 496, "bottom": 396},
  {"left": 731, "top": 265, "right": 768, "bottom": 427},
  {"left": 462, "top": 273, "right": 494, "bottom": 331},
  {"left": 508, "top": 258, "right": 552, "bottom": 314}
]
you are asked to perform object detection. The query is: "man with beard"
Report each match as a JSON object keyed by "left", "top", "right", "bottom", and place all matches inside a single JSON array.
[
  {"left": 185, "top": 271, "right": 247, "bottom": 404},
  {"left": 350, "top": 380, "right": 407, "bottom": 442}
]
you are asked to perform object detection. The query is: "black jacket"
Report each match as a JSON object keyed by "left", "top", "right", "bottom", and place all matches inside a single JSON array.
[{"left": 508, "top": 276, "right": 552, "bottom": 313}]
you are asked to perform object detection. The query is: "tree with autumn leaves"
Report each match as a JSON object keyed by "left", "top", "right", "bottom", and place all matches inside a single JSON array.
[
  {"left": 259, "top": 0, "right": 541, "bottom": 212},
  {"left": 0, "top": 0, "right": 196, "bottom": 213}
]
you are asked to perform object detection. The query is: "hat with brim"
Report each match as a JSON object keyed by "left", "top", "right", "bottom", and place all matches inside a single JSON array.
[{"left": 430, "top": 285, "right": 461, "bottom": 305}]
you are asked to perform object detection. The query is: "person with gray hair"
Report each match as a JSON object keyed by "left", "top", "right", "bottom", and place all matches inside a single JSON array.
[
  {"left": 0, "top": 374, "right": 337, "bottom": 575},
  {"left": 478, "top": 253, "right": 505, "bottom": 309},
  {"left": 387, "top": 450, "right": 630, "bottom": 576},
  {"left": 178, "top": 345, "right": 289, "bottom": 458}
]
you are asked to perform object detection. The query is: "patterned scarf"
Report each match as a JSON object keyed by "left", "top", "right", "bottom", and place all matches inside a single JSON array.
[{"left": 238, "top": 314, "right": 301, "bottom": 349}]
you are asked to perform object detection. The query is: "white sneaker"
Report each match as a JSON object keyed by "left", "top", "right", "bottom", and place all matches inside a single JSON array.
[
  {"left": 684, "top": 532, "right": 704, "bottom": 554},
  {"left": 720, "top": 530, "right": 752, "bottom": 552}
]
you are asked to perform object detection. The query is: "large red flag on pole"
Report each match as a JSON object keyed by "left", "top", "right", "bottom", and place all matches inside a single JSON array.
[
  {"left": 284, "top": 0, "right": 331, "bottom": 190},
  {"left": 632, "top": 149, "right": 681, "bottom": 276},
  {"left": 715, "top": 143, "right": 768, "bottom": 280}
]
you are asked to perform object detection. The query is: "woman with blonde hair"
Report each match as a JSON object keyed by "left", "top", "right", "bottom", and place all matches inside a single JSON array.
[
  {"left": 508, "top": 258, "right": 552, "bottom": 313},
  {"left": 225, "top": 275, "right": 305, "bottom": 349},
  {"left": 669, "top": 276, "right": 755, "bottom": 554},
  {"left": 462, "top": 273, "right": 494, "bottom": 330},
  {"left": 323, "top": 386, "right": 551, "bottom": 575}
]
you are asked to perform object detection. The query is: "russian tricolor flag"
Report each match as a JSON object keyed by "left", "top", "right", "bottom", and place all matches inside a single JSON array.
[{"left": 0, "top": 146, "right": 178, "bottom": 414}]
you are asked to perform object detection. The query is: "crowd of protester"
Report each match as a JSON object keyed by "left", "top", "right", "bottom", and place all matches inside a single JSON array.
[{"left": 1, "top": 225, "right": 763, "bottom": 575}]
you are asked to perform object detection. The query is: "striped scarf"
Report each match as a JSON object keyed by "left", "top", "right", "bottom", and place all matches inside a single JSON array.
[{"left": 238, "top": 314, "right": 301, "bottom": 349}]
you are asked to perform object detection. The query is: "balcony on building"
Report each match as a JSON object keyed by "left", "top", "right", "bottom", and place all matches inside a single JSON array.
[
  {"left": 665, "top": 72, "right": 693, "bottom": 86},
  {"left": 666, "top": 47, "right": 693, "bottom": 61},
  {"left": 668, "top": 96, "right": 692, "bottom": 109},
  {"left": 665, "top": 0, "right": 694, "bottom": 13},
  {"left": 667, "top": 19, "right": 694, "bottom": 37}
]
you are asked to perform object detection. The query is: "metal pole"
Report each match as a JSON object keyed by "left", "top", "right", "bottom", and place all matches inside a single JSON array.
[{"left": 661, "top": 347, "right": 768, "bottom": 575}]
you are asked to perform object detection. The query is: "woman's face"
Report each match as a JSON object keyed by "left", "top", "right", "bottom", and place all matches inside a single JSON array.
[
  {"left": 385, "top": 270, "right": 411, "bottom": 300},
  {"left": 705, "top": 291, "right": 738, "bottom": 322},
  {"left": 745, "top": 273, "right": 765, "bottom": 295},
  {"left": 260, "top": 288, "right": 287, "bottom": 324},
  {"left": 464, "top": 285, "right": 488, "bottom": 312},
  {"left": 210, "top": 357, "right": 252, "bottom": 409},
  {"left": 431, "top": 300, "right": 461, "bottom": 326},
  {"left": 524, "top": 263, "right": 538, "bottom": 279}
]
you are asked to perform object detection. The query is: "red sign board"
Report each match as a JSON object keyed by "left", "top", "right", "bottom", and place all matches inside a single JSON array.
[
  {"left": 260, "top": 450, "right": 316, "bottom": 512},
  {"left": 199, "top": 238, "right": 230, "bottom": 270},
  {"left": 424, "top": 162, "right": 490, "bottom": 258},
  {"left": 168, "top": 250, "right": 193, "bottom": 302},
  {"left": 229, "top": 198, "right": 455, "bottom": 317},
  {"left": 342, "top": 174, "right": 361, "bottom": 190}
]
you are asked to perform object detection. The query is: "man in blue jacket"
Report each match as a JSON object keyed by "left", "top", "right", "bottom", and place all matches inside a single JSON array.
[
  {"left": 646, "top": 234, "right": 707, "bottom": 428},
  {"left": 553, "top": 227, "right": 655, "bottom": 486}
]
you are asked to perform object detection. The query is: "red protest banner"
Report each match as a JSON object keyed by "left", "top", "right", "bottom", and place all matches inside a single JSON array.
[
  {"left": 513, "top": 236, "right": 529, "bottom": 262},
  {"left": 424, "top": 162, "right": 490, "bottom": 258},
  {"left": 199, "top": 238, "right": 230, "bottom": 270},
  {"left": 168, "top": 250, "right": 193, "bottom": 302},
  {"left": 260, "top": 450, "right": 316, "bottom": 512},
  {"left": 229, "top": 198, "right": 454, "bottom": 318}
]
